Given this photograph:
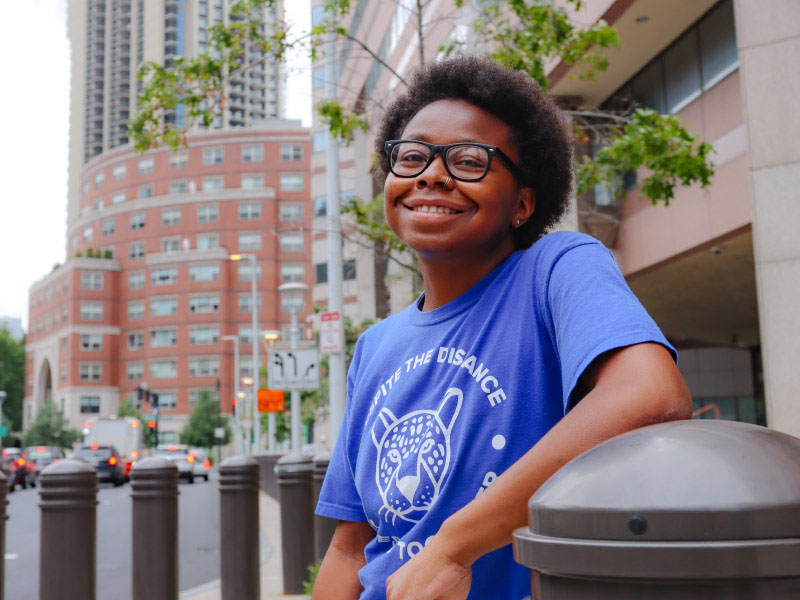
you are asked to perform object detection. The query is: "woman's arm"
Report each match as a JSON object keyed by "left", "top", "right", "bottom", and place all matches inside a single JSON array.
[
  {"left": 385, "top": 342, "right": 692, "bottom": 600},
  {"left": 312, "top": 520, "right": 376, "bottom": 600}
]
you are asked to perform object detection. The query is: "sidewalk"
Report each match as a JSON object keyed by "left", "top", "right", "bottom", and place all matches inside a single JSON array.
[{"left": 180, "top": 491, "right": 307, "bottom": 600}]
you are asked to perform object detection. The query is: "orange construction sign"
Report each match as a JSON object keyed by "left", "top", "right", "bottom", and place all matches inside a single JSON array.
[{"left": 258, "top": 388, "right": 285, "bottom": 413}]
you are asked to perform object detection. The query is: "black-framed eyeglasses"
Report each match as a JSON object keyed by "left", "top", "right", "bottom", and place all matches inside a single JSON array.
[{"left": 385, "top": 140, "right": 524, "bottom": 183}]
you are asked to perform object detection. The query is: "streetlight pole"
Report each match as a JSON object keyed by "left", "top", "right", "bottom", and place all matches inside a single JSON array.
[
  {"left": 222, "top": 335, "right": 243, "bottom": 455},
  {"left": 278, "top": 283, "right": 309, "bottom": 452}
]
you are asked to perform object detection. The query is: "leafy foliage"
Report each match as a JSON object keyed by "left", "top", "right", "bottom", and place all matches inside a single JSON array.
[
  {"left": 22, "top": 400, "right": 81, "bottom": 448},
  {"left": 0, "top": 328, "right": 24, "bottom": 439},
  {"left": 180, "top": 389, "right": 231, "bottom": 448},
  {"left": 303, "top": 562, "right": 321, "bottom": 597},
  {"left": 317, "top": 99, "right": 369, "bottom": 145},
  {"left": 117, "top": 399, "right": 145, "bottom": 423}
]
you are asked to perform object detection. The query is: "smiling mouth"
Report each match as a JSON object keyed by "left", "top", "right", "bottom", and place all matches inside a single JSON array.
[{"left": 405, "top": 204, "right": 464, "bottom": 215}]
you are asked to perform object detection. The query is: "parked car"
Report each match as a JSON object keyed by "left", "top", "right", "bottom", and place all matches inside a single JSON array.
[
  {"left": 1, "top": 448, "right": 34, "bottom": 491},
  {"left": 154, "top": 444, "right": 199, "bottom": 483},
  {"left": 74, "top": 444, "right": 125, "bottom": 486},
  {"left": 24, "top": 446, "right": 65, "bottom": 486},
  {"left": 188, "top": 448, "right": 211, "bottom": 482}
]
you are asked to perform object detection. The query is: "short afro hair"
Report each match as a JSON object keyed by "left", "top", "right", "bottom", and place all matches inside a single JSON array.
[{"left": 375, "top": 55, "right": 574, "bottom": 248}]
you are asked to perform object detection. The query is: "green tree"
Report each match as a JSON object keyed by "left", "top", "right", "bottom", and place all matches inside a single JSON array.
[
  {"left": 180, "top": 389, "right": 231, "bottom": 448},
  {"left": 22, "top": 400, "right": 81, "bottom": 448},
  {"left": 0, "top": 328, "right": 25, "bottom": 441},
  {"left": 117, "top": 399, "right": 144, "bottom": 423}
]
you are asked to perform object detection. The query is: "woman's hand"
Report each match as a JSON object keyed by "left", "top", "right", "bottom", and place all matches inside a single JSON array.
[{"left": 385, "top": 537, "right": 472, "bottom": 600}]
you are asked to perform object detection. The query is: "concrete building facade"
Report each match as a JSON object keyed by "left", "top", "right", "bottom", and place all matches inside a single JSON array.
[{"left": 310, "top": 0, "right": 799, "bottom": 435}]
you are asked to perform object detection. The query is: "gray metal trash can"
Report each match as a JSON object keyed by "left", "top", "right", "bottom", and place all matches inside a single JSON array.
[{"left": 513, "top": 420, "right": 800, "bottom": 599}]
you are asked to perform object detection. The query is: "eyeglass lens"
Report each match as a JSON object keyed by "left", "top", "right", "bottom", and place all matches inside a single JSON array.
[{"left": 390, "top": 142, "right": 490, "bottom": 180}]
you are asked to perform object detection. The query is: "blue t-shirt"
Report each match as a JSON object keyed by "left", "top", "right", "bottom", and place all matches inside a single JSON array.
[{"left": 316, "top": 232, "right": 675, "bottom": 599}]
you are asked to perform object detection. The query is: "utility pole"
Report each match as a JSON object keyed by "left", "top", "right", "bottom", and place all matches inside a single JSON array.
[{"left": 325, "top": 31, "right": 346, "bottom": 449}]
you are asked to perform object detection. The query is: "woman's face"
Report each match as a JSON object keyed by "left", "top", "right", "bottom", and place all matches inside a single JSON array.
[{"left": 384, "top": 99, "right": 534, "bottom": 267}]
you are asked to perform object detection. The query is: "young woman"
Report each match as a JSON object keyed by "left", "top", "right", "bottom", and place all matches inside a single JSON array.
[{"left": 313, "top": 56, "right": 692, "bottom": 600}]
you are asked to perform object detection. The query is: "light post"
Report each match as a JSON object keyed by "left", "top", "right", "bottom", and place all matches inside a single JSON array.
[
  {"left": 260, "top": 329, "right": 280, "bottom": 450},
  {"left": 221, "top": 335, "right": 244, "bottom": 455},
  {"left": 230, "top": 253, "right": 261, "bottom": 453},
  {"left": 241, "top": 377, "right": 254, "bottom": 453},
  {"left": 278, "top": 282, "right": 309, "bottom": 452}
]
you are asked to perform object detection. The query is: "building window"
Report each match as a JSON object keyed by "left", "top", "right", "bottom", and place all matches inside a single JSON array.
[
  {"left": 80, "top": 334, "right": 102, "bottom": 351},
  {"left": 241, "top": 174, "right": 263, "bottom": 190},
  {"left": 150, "top": 297, "right": 178, "bottom": 316},
  {"left": 343, "top": 259, "right": 357, "bottom": 280},
  {"left": 238, "top": 264, "right": 261, "bottom": 282},
  {"left": 150, "top": 360, "right": 177, "bottom": 378},
  {"left": 279, "top": 203, "right": 303, "bottom": 222},
  {"left": 189, "top": 294, "right": 219, "bottom": 313},
  {"left": 239, "top": 357, "right": 254, "bottom": 376},
  {"left": 128, "top": 301, "right": 145, "bottom": 320},
  {"left": 162, "top": 208, "right": 181, "bottom": 226},
  {"left": 313, "top": 131, "right": 327, "bottom": 153},
  {"left": 241, "top": 144, "right": 264, "bottom": 163},
  {"left": 138, "top": 157, "right": 154, "bottom": 174},
  {"left": 130, "top": 213, "right": 146, "bottom": 230},
  {"left": 281, "top": 263, "right": 304, "bottom": 282},
  {"left": 189, "top": 264, "right": 219, "bottom": 282},
  {"left": 157, "top": 392, "right": 177, "bottom": 409},
  {"left": 197, "top": 204, "right": 218, "bottom": 223},
  {"left": 94, "top": 172, "right": 104, "bottom": 189},
  {"left": 151, "top": 267, "right": 178, "bottom": 285},
  {"left": 129, "top": 242, "right": 145, "bottom": 260},
  {"left": 279, "top": 233, "right": 304, "bottom": 252},
  {"left": 80, "top": 396, "right": 101, "bottom": 414},
  {"left": 81, "top": 272, "right": 104, "bottom": 290},
  {"left": 280, "top": 174, "right": 304, "bottom": 192},
  {"left": 127, "top": 362, "right": 144, "bottom": 380},
  {"left": 315, "top": 263, "right": 328, "bottom": 284},
  {"left": 137, "top": 185, "right": 153, "bottom": 199},
  {"left": 202, "top": 147, "right": 223, "bottom": 165},
  {"left": 83, "top": 226, "right": 93, "bottom": 243},
  {"left": 169, "top": 180, "right": 188, "bottom": 194},
  {"left": 102, "top": 219, "right": 115, "bottom": 236},
  {"left": 83, "top": 181, "right": 90, "bottom": 195},
  {"left": 112, "top": 191, "right": 126, "bottom": 204},
  {"left": 189, "top": 326, "right": 219, "bottom": 345},
  {"left": 238, "top": 293, "right": 262, "bottom": 313},
  {"left": 161, "top": 238, "right": 180, "bottom": 253},
  {"left": 128, "top": 271, "right": 145, "bottom": 290},
  {"left": 169, "top": 152, "right": 188, "bottom": 170},
  {"left": 128, "top": 332, "right": 144, "bottom": 350},
  {"left": 313, "top": 196, "right": 327, "bottom": 217},
  {"left": 238, "top": 232, "right": 261, "bottom": 251},
  {"left": 238, "top": 326, "right": 255, "bottom": 344},
  {"left": 189, "top": 357, "right": 219, "bottom": 376},
  {"left": 238, "top": 202, "right": 261, "bottom": 220},
  {"left": 281, "top": 294, "right": 305, "bottom": 314},
  {"left": 79, "top": 363, "right": 102, "bottom": 381},
  {"left": 80, "top": 302, "right": 103, "bottom": 321},
  {"left": 197, "top": 233, "right": 218, "bottom": 249},
  {"left": 280, "top": 144, "right": 302, "bottom": 161},
  {"left": 150, "top": 328, "right": 177, "bottom": 347},
  {"left": 113, "top": 164, "right": 126, "bottom": 181},
  {"left": 202, "top": 176, "right": 223, "bottom": 191}
]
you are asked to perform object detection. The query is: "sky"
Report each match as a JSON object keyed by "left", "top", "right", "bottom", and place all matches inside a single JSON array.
[{"left": 0, "top": 0, "right": 311, "bottom": 331}]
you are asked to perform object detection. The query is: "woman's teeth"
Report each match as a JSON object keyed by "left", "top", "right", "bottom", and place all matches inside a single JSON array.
[{"left": 412, "top": 205, "right": 457, "bottom": 214}]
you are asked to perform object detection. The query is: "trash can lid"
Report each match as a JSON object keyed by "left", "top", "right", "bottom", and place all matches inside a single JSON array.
[{"left": 513, "top": 420, "right": 800, "bottom": 580}]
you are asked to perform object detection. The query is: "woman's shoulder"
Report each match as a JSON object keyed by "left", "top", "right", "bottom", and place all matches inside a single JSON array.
[{"left": 519, "top": 231, "right": 608, "bottom": 268}]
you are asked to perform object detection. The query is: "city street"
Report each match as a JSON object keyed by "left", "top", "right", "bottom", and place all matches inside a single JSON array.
[{"left": 5, "top": 475, "right": 222, "bottom": 600}]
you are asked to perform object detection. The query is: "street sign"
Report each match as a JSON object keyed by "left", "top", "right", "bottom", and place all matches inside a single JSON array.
[
  {"left": 0, "top": 425, "right": 7, "bottom": 437},
  {"left": 214, "top": 427, "right": 225, "bottom": 439},
  {"left": 268, "top": 348, "right": 320, "bottom": 390},
  {"left": 319, "top": 311, "right": 343, "bottom": 353},
  {"left": 258, "top": 389, "right": 285, "bottom": 412}
]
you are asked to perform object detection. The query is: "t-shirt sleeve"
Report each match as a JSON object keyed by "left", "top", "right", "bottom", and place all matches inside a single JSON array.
[
  {"left": 315, "top": 336, "right": 369, "bottom": 523},
  {"left": 541, "top": 237, "right": 676, "bottom": 412}
]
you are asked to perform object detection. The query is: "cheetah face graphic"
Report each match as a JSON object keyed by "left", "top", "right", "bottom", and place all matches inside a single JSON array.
[{"left": 371, "top": 387, "right": 462, "bottom": 524}]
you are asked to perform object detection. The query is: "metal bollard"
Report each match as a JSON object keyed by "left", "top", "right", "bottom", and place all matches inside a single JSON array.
[
  {"left": 312, "top": 450, "right": 337, "bottom": 564},
  {"left": 219, "top": 456, "right": 260, "bottom": 600},
  {"left": 130, "top": 457, "right": 179, "bottom": 600},
  {"left": 39, "top": 459, "right": 98, "bottom": 600},
  {"left": 276, "top": 451, "right": 315, "bottom": 594},
  {"left": 0, "top": 470, "right": 7, "bottom": 600}
]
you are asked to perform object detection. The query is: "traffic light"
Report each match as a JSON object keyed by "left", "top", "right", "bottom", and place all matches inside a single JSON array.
[
  {"left": 151, "top": 393, "right": 159, "bottom": 408},
  {"left": 147, "top": 419, "right": 158, "bottom": 447}
]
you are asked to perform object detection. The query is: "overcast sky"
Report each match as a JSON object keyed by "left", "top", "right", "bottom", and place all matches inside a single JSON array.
[{"left": 0, "top": 0, "right": 311, "bottom": 331}]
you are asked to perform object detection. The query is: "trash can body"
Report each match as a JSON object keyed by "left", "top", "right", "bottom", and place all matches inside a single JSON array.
[{"left": 513, "top": 420, "right": 800, "bottom": 598}]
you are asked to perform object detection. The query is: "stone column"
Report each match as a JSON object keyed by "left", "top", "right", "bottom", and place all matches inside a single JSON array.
[{"left": 735, "top": 0, "right": 800, "bottom": 436}]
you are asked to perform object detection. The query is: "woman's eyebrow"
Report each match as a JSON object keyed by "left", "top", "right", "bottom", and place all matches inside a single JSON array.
[{"left": 402, "top": 134, "right": 484, "bottom": 144}]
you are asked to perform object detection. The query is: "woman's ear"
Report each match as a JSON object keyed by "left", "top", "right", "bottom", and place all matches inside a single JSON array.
[{"left": 513, "top": 187, "right": 536, "bottom": 228}]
